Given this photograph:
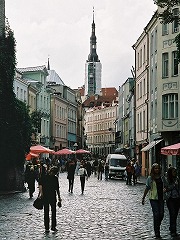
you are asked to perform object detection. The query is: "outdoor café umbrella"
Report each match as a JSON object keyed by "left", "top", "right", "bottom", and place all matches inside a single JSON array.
[
  {"left": 75, "top": 149, "right": 91, "bottom": 154},
  {"left": 161, "top": 143, "right": 180, "bottom": 155},
  {"left": 30, "top": 145, "right": 55, "bottom": 154},
  {"left": 54, "top": 148, "right": 75, "bottom": 155},
  {"left": 25, "top": 152, "right": 39, "bottom": 161}
]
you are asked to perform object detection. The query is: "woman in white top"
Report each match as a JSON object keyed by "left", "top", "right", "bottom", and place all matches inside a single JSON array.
[{"left": 78, "top": 164, "right": 88, "bottom": 194}]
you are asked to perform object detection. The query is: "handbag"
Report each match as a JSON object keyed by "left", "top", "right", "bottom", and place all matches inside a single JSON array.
[
  {"left": 57, "top": 200, "right": 62, "bottom": 208},
  {"left": 33, "top": 195, "right": 44, "bottom": 210}
]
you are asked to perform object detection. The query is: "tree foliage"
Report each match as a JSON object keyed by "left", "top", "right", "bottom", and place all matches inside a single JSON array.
[
  {"left": 30, "top": 110, "right": 43, "bottom": 133},
  {"left": 154, "top": 0, "right": 180, "bottom": 62},
  {"left": 0, "top": 21, "right": 32, "bottom": 170}
]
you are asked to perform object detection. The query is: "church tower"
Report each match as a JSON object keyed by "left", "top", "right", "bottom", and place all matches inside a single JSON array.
[{"left": 85, "top": 8, "right": 102, "bottom": 96}]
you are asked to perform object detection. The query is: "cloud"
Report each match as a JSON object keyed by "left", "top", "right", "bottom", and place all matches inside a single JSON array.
[{"left": 6, "top": 0, "right": 157, "bottom": 89}]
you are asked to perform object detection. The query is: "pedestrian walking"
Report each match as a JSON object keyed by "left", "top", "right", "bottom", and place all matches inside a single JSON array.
[
  {"left": 131, "top": 163, "right": 136, "bottom": 185},
  {"left": 75, "top": 159, "right": 81, "bottom": 175},
  {"left": 86, "top": 160, "right": 92, "bottom": 178},
  {"left": 104, "top": 162, "right": 109, "bottom": 180},
  {"left": 142, "top": 163, "right": 167, "bottom": 239},
  {"left": 78, "top": 164, "right": 88, "bottom": 194},
  {"left": 134, "top": 161, "right": 142, "bottom": 183},
  {"left": 39, "top": 166, "right": 61, "bottom": 233},
  {"left": 25, "top": 164, "right": 36, "bottom": 198},
  {"left": 67, "top": 160, "right": 76, "bottom": 193},
  {"left": 165, "top": 167, "right": 180, "bottom": 238},
  {"left": 93, "top": 159, "right": 98, "bottom": 176},
  {"left": 97, "top": 160, "right": 104, "bottom": 180},
  {"left": 126, "top": 162, "right": 133, "bottom": 185}
]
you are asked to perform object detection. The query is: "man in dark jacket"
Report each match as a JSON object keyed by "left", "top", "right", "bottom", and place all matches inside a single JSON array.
[
  {"left": 67, "top": 160, "right": 76, "bottom": 193},
  {"left": 39, "top": 166, "right": 61, "bottom": 233}
]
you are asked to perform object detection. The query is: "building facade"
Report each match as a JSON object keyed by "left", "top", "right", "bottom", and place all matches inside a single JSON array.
[
  {"left": 156, "top": 5, "right": 180, "bottom": 168},
  {"left": 83, "top": 88, "right": 118, "bottom": 156},
  {"left": 46, "top": 70, "right": 68, "bottom": 150},
  {"left": 18, "top": 66, "right": 52, "bottom": 148},
  {"left": 117, "top": 78, "right": 135, "bottom": 159},
  {"left": 133, "top": 5, "right": 180, "bottom": 175}
]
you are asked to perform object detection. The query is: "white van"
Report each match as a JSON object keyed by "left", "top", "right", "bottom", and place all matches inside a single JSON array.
[{"left": 106, "top": 154, "right": 127, "bottom": 179}]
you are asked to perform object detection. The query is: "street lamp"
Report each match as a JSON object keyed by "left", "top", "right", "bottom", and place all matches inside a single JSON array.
[{"left": 73, "top": 142, "right": 78, "bottom": 151}]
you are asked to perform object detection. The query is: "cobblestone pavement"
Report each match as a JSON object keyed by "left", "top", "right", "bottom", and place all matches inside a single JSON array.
[{"left": 0, "top": 173, "right": 179, "bottom": 240}]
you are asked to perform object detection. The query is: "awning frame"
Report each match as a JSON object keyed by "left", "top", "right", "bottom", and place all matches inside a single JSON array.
[{"left": 141, "top": 139, "right": 163, "bottom": 152}]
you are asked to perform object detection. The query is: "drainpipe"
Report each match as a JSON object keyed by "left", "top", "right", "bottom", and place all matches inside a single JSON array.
[
  {"left": 131, "top": 45, "right": 136, "bottom": 160},
  {"left": 144, "top": 27, "right": 149, "bottom": 144},
  {"left": 144, "top": 27, "right": 150, "bottom": 174}
]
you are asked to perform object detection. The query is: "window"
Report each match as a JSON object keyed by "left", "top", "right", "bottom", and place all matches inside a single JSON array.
[
  {"left": 172, "top": 51, "right": 178, "bottom": 76},
  {"left": 172, "top": 8, "right": 179, "bottom": 33},
  {"left": 140, "top": 49, "right": 142, "bottom": 67},
  {"left": 143, "top": 78, "right": 146, "bottom": 95},
  {"left": 143, "top": 44, "right": 146, "bottom": 63},
  {"left": 151, "top": 34, "right": 154, "bottom": 55},
  {"left": 139, "top": 112, "right": 142, "bottom": 131},
  {"left": 137, "top": 113, "right": 139, "bottom": 132},
  {"left": 143, "top": 110, "right": 146, "bottom": 132},
  {"left": 162, "top": 23, "right": 169, "bottom": 35},
  {"left": 154, "top": 28, "right": 157, "bottom": 51},
  {"left": 139, "top": 81, "right": 142, "bottom": 98},
  {"left": 162, "top": 53, "right": 169, "bottom": 77},
  {"left": 137, "top": 84, "right": 139, "bottom": 99},
  {"left": 16, "top": 87, "right": 19, "bottom": 98},
  {"left": 162, "top": 94, "right": 178, "bottom": 119}
]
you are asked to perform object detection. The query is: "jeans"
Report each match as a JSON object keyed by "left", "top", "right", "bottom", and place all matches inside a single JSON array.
[
  {"left": 105, "top": 171, "right": 109, "bottom": 180},
  {"left": 126, "top": 173, "right": 132, "bottom": 185},
  {"left": 150, "top": 199, "right": 164, "bottom": 236},
  {"left": 44, "top": 202, "right": 56, "bottom": 230},
  {"left": 98, "top": 171, "right": 102, "bottom": 180},
  {"left": 166, "top": 197, "right": 180, "bottom": 234},
  {"left": 80, "top": 176, "right": 85, "bottom": 193},
  {"left": 68, "top": 178, "right": 74, "bottom": 193}
]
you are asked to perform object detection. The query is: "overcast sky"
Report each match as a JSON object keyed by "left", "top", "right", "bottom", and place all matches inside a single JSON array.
[{"left": 6, "top": 0, "right": 157, "bottom": 90}]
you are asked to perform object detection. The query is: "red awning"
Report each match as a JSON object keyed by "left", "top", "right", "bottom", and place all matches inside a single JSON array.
[{"left": 161, "top": 143, "right": 180, "bottom": 155}]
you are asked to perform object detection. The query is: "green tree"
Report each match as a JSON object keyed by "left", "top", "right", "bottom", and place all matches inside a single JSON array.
[
  {"left": 0, "top": 21, "right": 32, "bottom": 191},
  {"left": 154, "top": 0, "right": 180, "bottom": 62},
  {"left": 30, "top": 110, "right": 42, "bottom": 133}
]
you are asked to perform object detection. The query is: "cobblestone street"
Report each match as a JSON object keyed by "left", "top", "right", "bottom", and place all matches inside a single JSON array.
[{"left": 0, "top": 173, "right": 179, "bottom": 240}]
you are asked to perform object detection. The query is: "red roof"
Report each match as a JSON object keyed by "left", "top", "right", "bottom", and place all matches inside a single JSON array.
[
  {"left": 101, "top": 87, "right": 118, "bottom": 97},
  {"left": 83, "top": 94, "right": 118, "bottom": 108}
]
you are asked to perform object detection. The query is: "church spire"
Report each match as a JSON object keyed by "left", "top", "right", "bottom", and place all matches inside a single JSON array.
[
  {"left": 88, "top": 7, "right": 99, "bottom": 62},
  {"left": 47, "top": 57, "right": 50, "bottom": 70}
]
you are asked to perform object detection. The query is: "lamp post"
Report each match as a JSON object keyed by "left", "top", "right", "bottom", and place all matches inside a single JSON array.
[
  {"left": 73, "top": 142, "right": 78, "bottom": 160},
  {"left": 73, "top": 142, "right": 78, "bottom": 151}
]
